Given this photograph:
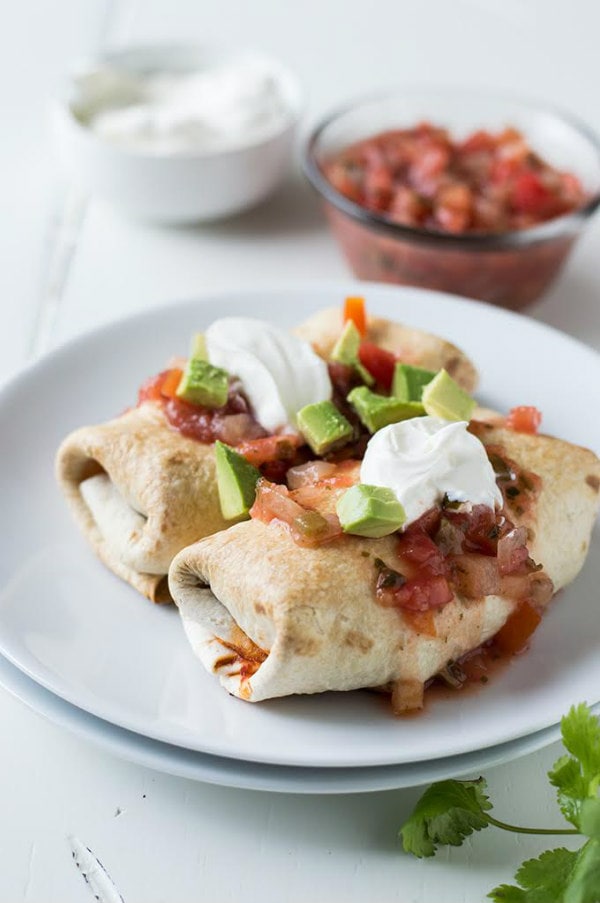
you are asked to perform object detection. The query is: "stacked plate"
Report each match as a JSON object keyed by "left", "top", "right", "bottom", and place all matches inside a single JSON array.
[{"left": 0, "top": 284, "right": 598, "bottom": 794}]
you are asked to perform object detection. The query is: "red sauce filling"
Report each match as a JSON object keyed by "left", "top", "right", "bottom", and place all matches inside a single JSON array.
[{"left": 324, "top": 123, "right": 587, "bottom": 234}]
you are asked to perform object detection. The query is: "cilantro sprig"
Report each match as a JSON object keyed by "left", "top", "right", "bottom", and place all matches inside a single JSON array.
[{"left": 400, "top": 703, "right": 600, "bottom": 902}]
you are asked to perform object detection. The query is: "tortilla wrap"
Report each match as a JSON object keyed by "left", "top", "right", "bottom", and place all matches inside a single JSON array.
[
  {"left": 294, "top": 307, "right": 478, "bottom": 392},
  {"left": 56, "top": 403, "right": 229, "bottom": 603},
  {"left": 169, "top": 428, "right": 599, "bottom": 705}
]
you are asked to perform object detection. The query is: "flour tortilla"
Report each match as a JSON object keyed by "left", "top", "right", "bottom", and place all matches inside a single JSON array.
[
  {"left": 169, "top": 427, "right": 599, "bottom": 705},
  {"left": 56, "top": 403, "right": 229, "bottom": 603},
  {"left": 294, "top": 307, "right": 478, "bottom": 392}
]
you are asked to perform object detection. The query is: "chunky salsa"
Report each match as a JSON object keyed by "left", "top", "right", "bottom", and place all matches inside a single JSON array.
[{"left": 324, "top": 123, "right": 587, "bottom": 235}]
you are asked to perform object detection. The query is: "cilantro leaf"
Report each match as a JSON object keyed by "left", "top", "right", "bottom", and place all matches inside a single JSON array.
[
  {"left": 561, "top": 704, "right": 600, "bottom": 784},
  {"left": 400, "top": 778, "right": 491, "bottom": 857},
  {"left": 489, "top": 847, "right": 578, "bottom": 902},
  {"left": 549, "top": 755, "right": 589, "bottom": 828},
  {"left": 549, "top": 706, "right": 600, "bottom": 830}
]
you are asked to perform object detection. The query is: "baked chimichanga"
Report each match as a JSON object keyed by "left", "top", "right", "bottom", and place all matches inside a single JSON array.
[{"left": 169, "top": 418, "right": 599, "bottom": 712}]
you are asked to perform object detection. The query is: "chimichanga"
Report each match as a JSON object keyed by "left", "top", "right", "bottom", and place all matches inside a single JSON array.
[
  {"left": 56, "top": 404, "right": 229, "bottom": 603},
  {"left": 169, "top": 425, "right": 599, "bottom": 710}
]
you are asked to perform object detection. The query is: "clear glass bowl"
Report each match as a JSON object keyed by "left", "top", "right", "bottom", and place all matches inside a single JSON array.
[{"left": 303, "top": 88, "right": 600, "bottom": 309}]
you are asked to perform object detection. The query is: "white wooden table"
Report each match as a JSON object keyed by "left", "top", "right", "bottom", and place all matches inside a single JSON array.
[{"left": 3, "top": 2, "right": 599, "bottom": 900}]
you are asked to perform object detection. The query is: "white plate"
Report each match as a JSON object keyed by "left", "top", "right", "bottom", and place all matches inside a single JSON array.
[
  {"left": 0, "top": 650, "right": 580, "bottom": 794},
  {"left": 0, "top": 283, "right": 598, "bottom": 768}
]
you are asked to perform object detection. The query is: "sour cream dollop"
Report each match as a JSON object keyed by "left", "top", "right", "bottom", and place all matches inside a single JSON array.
[
  {"left": 360, "top": 416, "right": 503, "bottom": 526},
  {"left": 205, "top": 317, "right": 331, "bottom": 434}
]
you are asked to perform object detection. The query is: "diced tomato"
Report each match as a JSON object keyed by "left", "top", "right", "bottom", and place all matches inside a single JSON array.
[
  {"left": 511, "top": 172, "right": 553, "bottom": 216},
  {"left": 358, "top": 342, "right": 397, "bottom": 390},
  {"left": 435, "top": 183, "right": 473, "bottom": 233},
  {"left": 236, "top": 434, "right": 304, "bottom": 467},
  {"left": 326, "top": 162, "right": 363, "bottom": 203},
  {"left": 364, "top": 167, "right": 393, "bottom": 210},
  {"left": 460, "top": 504, "right": 501, "bottom": 556},
  {"left": 260, "top": 459, "right": 292, "bottom": 484},
  {"left": 343, "top": 296, "right": 367, "bottom": 336},
  {"left": 397, "top": 531, "right": 447, "bottom": 577},
  {"left": 137, "top": 369, "right": 173, "bottom": 405},
  {"left": 505, "top": 406, "right": 542, "bottom": 434},
  {"left": 460, "top": 130, "right": 495, "bottom": 154},
  {"left": 493, "top": 601, "right": 542, "bottom": 654},
  {"left": 410, "top": 507, "right": 443, "bottom": 537},
  {"left": 392, "top": 575, "right": 454, "bottom": 612}
]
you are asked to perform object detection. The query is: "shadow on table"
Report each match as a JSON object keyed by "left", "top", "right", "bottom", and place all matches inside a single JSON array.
[{"left": 171, "top": 173, "right": 327, "bottom": 240}]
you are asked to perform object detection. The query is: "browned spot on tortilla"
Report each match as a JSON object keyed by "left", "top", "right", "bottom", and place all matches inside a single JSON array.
[
  {"left": 468, "top": 420, "right": 493, "bottom": 433},
  {"left": 165, "top": 451, "right": 188, "bottom": 467},
  {"left": 581, "top": 540, "right": 589, "bottom": 554},
  {"left": 343, "top": 630, "right": 374, "bottom": 653},
  {"left": 445, "top": 356, "right": 460, "bottom": 377},
  {"left": 586, "top": 474, "right": 600, "bottom": 493},
  {"left": 254, "top": 602, "right": 267, "bottom": 615},
  {"left": 285, "top": 634, "right": 321, "bottom": 657}
]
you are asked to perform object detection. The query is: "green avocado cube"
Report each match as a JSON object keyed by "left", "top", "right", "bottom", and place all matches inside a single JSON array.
[
  {"left": 330, "top": 321, "right": 374, "bottom": 386},
  {"left": 348, "top": 386, "right": 424, "bottom": 433},
  {"left": 214, "top": 441, "right": 261, "bottom": 521},
  {"left": 392, "top": 363, "right": 436, "bottom": 403},
  {"left": 421, "top": 368, "right": 476, "bottom": 422},
  {"left": 176, "top": 358, "right": 229, "bottom": 408},
  {"left": 336, "top": 484, "right": 406, "bottom": 538},
  {"left": 297, "top": 400, "right": 353, "bottom": 455}
]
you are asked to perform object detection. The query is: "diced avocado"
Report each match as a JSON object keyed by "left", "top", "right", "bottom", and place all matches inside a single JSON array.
[
  {"left": 348, "top": 386, "right": 424, "bottom": 433},
  {"left": 421, "top": 368, "right": 476, "bottom": 422},
  {"left": 336, "top": 484, "right": 406, "bottom": 538},
  {"left": 176, "top": 358, "right": 229, "bottom": 408},
  {"left": 392, "top": 363, "right": 436, "bottom": 403},
  {"left": 190, "top": 332, "right": 207, "bottom": 360},
  {"left": 297, "top": 400, "right": 353, "bottom": 455},
  {"left": 331, "top": 321, "right": 374, "bottom": 386},
  {"left": 214, "top": 441, "right": 261, "bottom": 520}
]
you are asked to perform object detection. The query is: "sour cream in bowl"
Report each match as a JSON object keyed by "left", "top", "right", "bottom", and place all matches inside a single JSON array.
[{"left": 52, "top": 44, "right": 302, "bottom": 223}]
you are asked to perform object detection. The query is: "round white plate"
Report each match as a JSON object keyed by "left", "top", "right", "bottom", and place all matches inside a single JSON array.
[
  {"left": 0, "top": 283, "right": 598, "bottom": 768},
  {"left": 0, "top": 650, "right": 580, "bottom": 794}
]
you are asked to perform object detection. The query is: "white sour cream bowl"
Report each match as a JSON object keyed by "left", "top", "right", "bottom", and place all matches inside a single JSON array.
[{"left": 52, "top": 44, "right": 302, "bottom": 223}]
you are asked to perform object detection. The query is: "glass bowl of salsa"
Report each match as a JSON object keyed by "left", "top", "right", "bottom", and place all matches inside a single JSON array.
[{"left": 303, "top": 89, "right": 600, "bottom": 309}]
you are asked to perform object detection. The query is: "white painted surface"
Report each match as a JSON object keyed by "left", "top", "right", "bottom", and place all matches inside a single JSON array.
[{"left": 2, "top": 0, "right": 599, "bottom": 900}]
